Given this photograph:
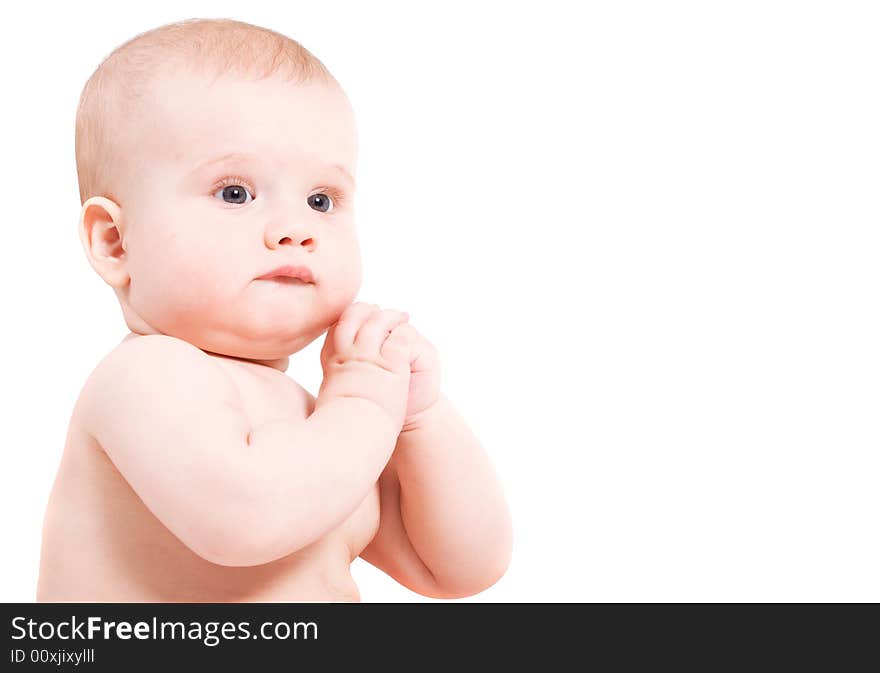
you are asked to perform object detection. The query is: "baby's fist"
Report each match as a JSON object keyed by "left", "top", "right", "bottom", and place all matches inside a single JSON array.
[
  {"left": 395, "top": 323, "right": 442, "bottom": 432},
  {"left": 318, "top": 302, "right": 416, "bottom": 428},
  {"left": 320, "top": 302, "right": 413, "bottom": 374}
]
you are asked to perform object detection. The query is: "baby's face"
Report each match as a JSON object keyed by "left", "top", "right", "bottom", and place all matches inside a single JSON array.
[{"left": 116, "top": 69, "right": 361, "bottom": 361}]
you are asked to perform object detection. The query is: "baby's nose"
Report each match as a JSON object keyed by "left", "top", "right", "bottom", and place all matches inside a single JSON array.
[
  {"left": 267, "top": 222, "right": 316, "bottom": 251},
  {"left": 277, "top": 234, "right": 314, "bottom": 248}
]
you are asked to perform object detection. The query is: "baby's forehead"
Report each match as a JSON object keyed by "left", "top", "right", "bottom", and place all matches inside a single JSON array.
[
  {"left": 141, "top": 75, "right": 357, "bottom": 165},
  {"left": 128, "top": 79, "right": 356, "bottom": 184},
  {"left": 144, "top": 70, "right": 355, "bottom": 149}
]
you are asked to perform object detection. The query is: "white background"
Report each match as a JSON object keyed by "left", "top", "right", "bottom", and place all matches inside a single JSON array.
[{"left": 1, "top": 1, "right": 878, "bottom": 602}]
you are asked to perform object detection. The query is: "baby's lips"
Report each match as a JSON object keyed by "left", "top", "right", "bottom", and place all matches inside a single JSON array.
[{"left": 255, "top": 264, "right": 316, "bottom": 283}]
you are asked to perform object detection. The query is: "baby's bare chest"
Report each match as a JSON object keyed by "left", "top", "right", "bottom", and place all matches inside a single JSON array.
[{"left": 210, "top": 357, "right": 315, "bottom": 427}]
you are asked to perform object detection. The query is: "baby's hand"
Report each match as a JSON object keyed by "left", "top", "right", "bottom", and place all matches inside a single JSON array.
[
  {"left": 397, "top": 324, "right": 442, "bottom": 432},
  {"left": 318, "top": 302, "right": 414, "bottom": 429}
]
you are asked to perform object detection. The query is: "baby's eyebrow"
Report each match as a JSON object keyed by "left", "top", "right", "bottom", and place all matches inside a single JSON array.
[
  {"left": 191, "top": 151, "right": 260, "bottom": 172},
  {"left": 189, "top": 151, "right": 355, "bottom": 187},
  {"left": 333, "top": 164, "right": 356, "bottom": 188}
]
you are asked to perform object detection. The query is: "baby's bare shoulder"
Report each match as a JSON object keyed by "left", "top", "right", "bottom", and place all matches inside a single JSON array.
[
  {"left": 86, "top": 334, "right": 225, "bottom": 389},
  {"left": 77, "top": 334, "right": 245, "bottom": 441}
]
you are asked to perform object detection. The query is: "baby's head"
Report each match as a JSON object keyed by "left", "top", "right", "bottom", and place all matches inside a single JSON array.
[{"left": 76, "top": 18, "right": 361, "bottom": 369}]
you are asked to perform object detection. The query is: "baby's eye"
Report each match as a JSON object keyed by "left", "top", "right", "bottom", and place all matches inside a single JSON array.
[
  {"left": 212, "top": 180, "right": 254, "bottom": 205},
  {"left": 307, "top": 192, "right": 335, "bottom": 213}
]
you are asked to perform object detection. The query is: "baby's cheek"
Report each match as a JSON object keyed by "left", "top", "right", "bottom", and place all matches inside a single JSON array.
[
  {"left": 145, "top": 249, "right": 224, "bottom": 313},
  {"left": 327, "top": 253, "right": 362, "bottom": 308},
  {"left": 336, "top": 238, "right": 363, "bottom": 285}
]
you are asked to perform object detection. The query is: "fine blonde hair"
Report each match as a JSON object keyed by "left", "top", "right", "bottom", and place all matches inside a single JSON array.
[{"left": 75, "top": 17, "right": 336, "bottom": 206}]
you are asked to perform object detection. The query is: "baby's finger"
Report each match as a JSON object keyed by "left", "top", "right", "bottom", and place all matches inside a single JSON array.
[
  {"left": 381, "top": 322, "right": 416, "bottom": 368},
  {"left": 333, "top": 302, "right": 379, "bottom": 351},
  {"left": 409, "top": 333, "right": 439, "bottom": 372},
  {"left": 355, "top": 309, "right": 409, "bottom": 354}
]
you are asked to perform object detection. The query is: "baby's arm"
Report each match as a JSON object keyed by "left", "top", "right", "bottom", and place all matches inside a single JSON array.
[
  {"left": 80, "top": 306, "right": 412, "bottom": 567},
  {"left": 360, "top": 394, "right": 513, "bottom": 598}
]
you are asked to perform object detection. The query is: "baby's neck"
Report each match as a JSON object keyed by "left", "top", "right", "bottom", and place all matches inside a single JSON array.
[{"left": 120, "top": 332, "right": 289, "bottom": 373}]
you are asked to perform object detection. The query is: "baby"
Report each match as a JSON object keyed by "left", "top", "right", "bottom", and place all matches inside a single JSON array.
[{"left": 37, "top": 18, "right": 512, "bottom": 602}]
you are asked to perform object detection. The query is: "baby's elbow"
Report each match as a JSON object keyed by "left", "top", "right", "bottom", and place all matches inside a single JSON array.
[
  {"left": 431, "top": 547, "right": 513, "bottom": 600},
  {"left": 445, "top": 516, "right": 514, "bottom": 598},
  {"left": 187, "top": 531, "right": 270, "bottom": 567},
  {"left": 178, "top": 493, "right": 302, "bottom": 568},
  {"left": 178, "top": 514, "right": 268, "bottom": 567}
]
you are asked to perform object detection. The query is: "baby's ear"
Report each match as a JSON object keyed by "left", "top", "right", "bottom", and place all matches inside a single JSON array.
[{"left": 78, "top": 196, "right": 129, "bottom": 288}]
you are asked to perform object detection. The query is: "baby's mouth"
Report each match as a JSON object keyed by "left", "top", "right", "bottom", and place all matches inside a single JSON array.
[
  {"left": 260, "top": 277, "right": 313, "bottom": 285},
  {"left": 255, "top": 264, "right": 316, "bottom": 284}
]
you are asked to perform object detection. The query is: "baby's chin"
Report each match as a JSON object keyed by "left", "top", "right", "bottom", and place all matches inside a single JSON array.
[
  {"left": 150, "top": 280, "right": 356, "bottom": 357},
  {"left": 213, "top": 321, "right": 329, "bottom": 360},
  {"left": 148, "top": 311, "right": 325, "bottom": 362}
]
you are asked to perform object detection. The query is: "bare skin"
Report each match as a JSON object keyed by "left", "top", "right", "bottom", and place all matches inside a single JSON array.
[
  {"left": 38, "top": 333, "right": 374, "bottom": 602},
  {"left": 39, "top": 67, "right": 512, "bottom": 602},
  {"left": 39, "top": 312, "right": 511, "bottom": 602}
]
